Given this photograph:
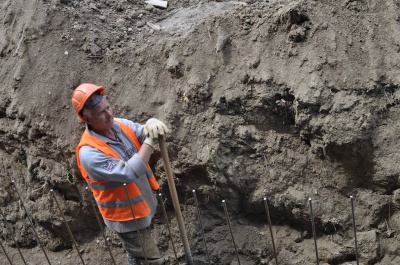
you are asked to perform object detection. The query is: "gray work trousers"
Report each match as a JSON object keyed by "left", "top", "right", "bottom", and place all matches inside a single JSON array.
[{"left": 118, "top": 227, "right": 166, "bottom": 265}]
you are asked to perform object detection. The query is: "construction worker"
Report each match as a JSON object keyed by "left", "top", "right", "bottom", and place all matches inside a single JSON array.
[{"left": 72, "top": 83, "right": 168, "bottom": 265}]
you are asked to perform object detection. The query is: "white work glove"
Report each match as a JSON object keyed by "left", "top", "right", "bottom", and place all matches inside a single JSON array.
[
  {"left": 144, "top": 137, "right": 158, "bottom": 149},
  {"left": 144, "top": 118, "right": 169, "bottom": 139}
]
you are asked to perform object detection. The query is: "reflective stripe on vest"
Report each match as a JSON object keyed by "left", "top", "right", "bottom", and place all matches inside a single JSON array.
[
  {"left": 76, "top": 120, "right": 159, "bottom": 221},
  {"left": 86, "top": 181, "right": 125, "bottom": 190}
]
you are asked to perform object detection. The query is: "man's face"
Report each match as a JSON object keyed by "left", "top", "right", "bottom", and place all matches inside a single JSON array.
[{"left": 83, "top": 98, "right": 114, "bottom": 131}]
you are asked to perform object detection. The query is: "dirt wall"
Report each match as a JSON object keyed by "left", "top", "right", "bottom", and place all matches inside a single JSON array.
[{"left": 1, "top": 0, "right": 400, "bottom": 264}]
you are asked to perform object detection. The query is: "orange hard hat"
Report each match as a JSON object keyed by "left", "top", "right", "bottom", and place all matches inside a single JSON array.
[{"left": 72, "top": 83, "right": 105, "bottom": 121}]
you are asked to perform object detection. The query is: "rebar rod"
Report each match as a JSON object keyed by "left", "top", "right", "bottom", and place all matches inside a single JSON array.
[
  {"left": 0, "top": 238, "right": 13, "bottom": 265},
  {"left": 11, "top": 180, "right": 51, "bottom": 265},
  {"left": 309, "top": 198, "right": 319, "bottom": 265},
  {"left": 0, "top": 207, "right": 27, "bottom": 265},
  {"left": 85, "top": 187, "right": 116, "bottom": 265},
  {"left": 72, "top": 172, "right": 84, "bottom": 207},
  {"left": 192, "top": 190, "right": 211, "bottom": 264},
  {"left": 123, "top": 183, "right": 149, "bottom": 265},
  {"left": 222, "top": 200, "right": 240, "bottom": 265},
  {"left": 50, "top": 190, "right": 85, "bottom": 264},
  {"left": 263, "top": 197, "right": 278, "bottom": 265},
  {"left": 350, "top": 196, "right": 359, "bottom": 265},
  {"left": 158, "top": 193, "right": 178, "bottom": 263},
  {"left": 159, "top": 136, "right": 194, "bottom": 264}
]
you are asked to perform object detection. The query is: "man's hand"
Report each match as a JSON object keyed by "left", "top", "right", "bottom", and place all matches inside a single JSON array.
[{"left": 144, "top": 118, "right": 169, "bottom": 139}]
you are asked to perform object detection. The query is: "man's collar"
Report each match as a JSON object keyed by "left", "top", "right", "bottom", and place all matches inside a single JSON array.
[{"left": 86, "top": 120, "right": 121, "bottom": 142}]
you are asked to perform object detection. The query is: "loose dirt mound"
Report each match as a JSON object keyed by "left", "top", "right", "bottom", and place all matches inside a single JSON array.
[{"left": 1, "top": 0, "right": 400, "bottom": 264}]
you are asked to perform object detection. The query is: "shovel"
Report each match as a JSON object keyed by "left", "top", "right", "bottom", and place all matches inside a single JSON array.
[{"left": 158, "top": 135, "right": 194, "bottom": 265}]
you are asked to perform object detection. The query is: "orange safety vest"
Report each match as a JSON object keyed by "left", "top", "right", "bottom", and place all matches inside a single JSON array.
[{"left": 76, "top": 120, "right": 159, "bottom": 221}]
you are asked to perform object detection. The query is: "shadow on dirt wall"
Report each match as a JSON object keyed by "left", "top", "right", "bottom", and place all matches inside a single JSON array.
[{"left": 324, "top": 138, "right": 374, "bottom": 193}]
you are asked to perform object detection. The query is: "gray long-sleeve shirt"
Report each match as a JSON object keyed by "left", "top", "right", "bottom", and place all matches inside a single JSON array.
[{"left": 78, "top": 118, "right": 157, "bottom": 233}]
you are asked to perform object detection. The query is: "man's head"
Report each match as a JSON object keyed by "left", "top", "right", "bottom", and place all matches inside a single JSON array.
[
  {"left": 72, "top": 83, "right": 105, "bottom": 122},
  {"left": 72, "top": 83, "right": 115, "bottom": 133},
  {"left": 82, "top": 94, "right": 114, "bottom": 131}
]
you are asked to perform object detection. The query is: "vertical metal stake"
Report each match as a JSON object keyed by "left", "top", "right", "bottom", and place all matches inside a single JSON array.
[
  {"left": 222, "top": 200, "right": 240, "bottom": 265},
  {"left": 71, "top": 170, "right": 84, "bottom": 207},
  {"left": 157, "top": 193, "right": 178, "bottom": 263},
  {"left": 11, "top": 180, "right": 52, "bottom": 265},
  {"left": 85, "top": 187, "right": 116, "bottom": 265},
  {"left": 0, "top": 238, "right": 13, "bottom": 265},
  {"left": 123, "top": 183, "right": 149, "bottom": 265},
  {"left": 263, "top": 197, "right": 278, "bottom": 265},
  {"left": 309, "top": 198, "right": 319, "bottom": 265},
  {"left": 50, "top": 190, "right": 85, "bottom": 264},
  {"left": 350, "top": 196, "right": 360, "bottom": 265},
  {"left": 193, "top": 190, "right": 211, "bottom": 264},
  {"left": 0, "top": 207, "right": 27, "bottom": 265}
]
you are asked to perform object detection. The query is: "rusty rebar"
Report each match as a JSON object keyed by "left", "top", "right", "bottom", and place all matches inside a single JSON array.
[
  {"left": 50, "top": 190, "right": 85, "bottom": 264},
  {"left": 263, "top": 197, "right": 278, "bottom": 265},
  {"left": 309, "top": 198, "right": 319, "bottom": 265},
  {"left": 222, "top": 200, "right": 240, "bottom": 265},
  {"left": 158, "top": 193, "right": 178, "bottom": 263},
  {"left": 350, "top": 196, "right": 359, "bottom": 265},
  {"left": 0, "top": 237, "right": 13, "bottom": 265},
  {"left": 123, "top": 183, "right": 149, "bottom": 265},
  {"left": 0, "top": 207, "right": 26, "bottom": 265},
  {"left": 71, "top": 170, "right": 84, "bottom": 207},
  {"left": 85, "top": 187, "right": 116, "bottom": 265},
  {"left": 192, "top": 190, "right": 211, "bottom": 264},
  {"left": 11, "top": 180, "right": 51, "bottom": 265}
]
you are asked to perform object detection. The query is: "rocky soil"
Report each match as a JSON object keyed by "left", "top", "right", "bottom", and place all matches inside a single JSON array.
[{"left": 1, "top": 0, "right": 400, "bottom": 264}]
